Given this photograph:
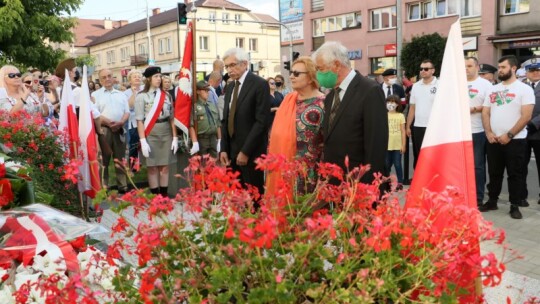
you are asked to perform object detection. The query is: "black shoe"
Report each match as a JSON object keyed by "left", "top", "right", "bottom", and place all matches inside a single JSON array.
[
  {"left": 518, "top": 200, "right": 529, "bottom": 207},
  {"left": 478, "top": 200, "right": 498, "bottom": 212},
  {"left": 537, "top": 197, "right": 540, "bottom": 205},
  {"left": 509, "top": 205, "right": 523, "bottom": 219}
]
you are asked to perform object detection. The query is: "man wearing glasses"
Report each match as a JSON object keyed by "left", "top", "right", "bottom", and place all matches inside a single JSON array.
[
  {"left": 406, "top": 59, "right": 439, "bottom": 170},
  {"left": 220, "top": 48, "right": 270, "bottom": 200}
]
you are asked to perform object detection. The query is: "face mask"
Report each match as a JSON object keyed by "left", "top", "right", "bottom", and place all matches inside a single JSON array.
[
  {"left": 316, "top": 70, "right": 338, "bottom": 88},
  {"left": 389, "top": 78, "right": 397, "bottom": 85},
  {"left": 387, "top": 103, "right": 397, "bottom": 111},
  {"left": 275, "top": 81, "right": 282, "bottom": 87}
]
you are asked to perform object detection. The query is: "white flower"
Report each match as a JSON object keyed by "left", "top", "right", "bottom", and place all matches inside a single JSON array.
[
  {"left": 14, "top": 272, "right": 40, "bottom": 290},
  {"left": 32, "top": 254, "right": 67, "bottom": 276},
  {"left": 0, "top": 285, "right": 15, "bottom": 304}
]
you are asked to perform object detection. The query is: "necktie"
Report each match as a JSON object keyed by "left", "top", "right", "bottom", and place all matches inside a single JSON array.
[
  {"left": 228, "top": 80, "right": 240, "bottom": 136},
  {"left": 532, "top": 82, "right": 536, "bottom": 90},
  {"left": 387, "top": 85, "right": 392, "bottom": 97},
  {"left": 329, "top": 87, "right": 342, "bottom": 127}
]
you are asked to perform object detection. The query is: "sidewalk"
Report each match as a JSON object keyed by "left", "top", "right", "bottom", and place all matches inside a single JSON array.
[{"left": 93, "top": 192, "right": 540, "bottom": 302}]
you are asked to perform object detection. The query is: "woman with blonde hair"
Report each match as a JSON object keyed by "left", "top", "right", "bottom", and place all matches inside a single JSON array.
[
  {"left": 0, "top": 65, "right": 28, "bottom": 114},
  {"left": 266, "top": 56, "right": 325, "bottom": 196}
]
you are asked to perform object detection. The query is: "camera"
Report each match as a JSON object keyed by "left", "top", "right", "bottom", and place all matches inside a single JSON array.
[{"left": 39, "top": 80, "right": 49, "bottom": 87}]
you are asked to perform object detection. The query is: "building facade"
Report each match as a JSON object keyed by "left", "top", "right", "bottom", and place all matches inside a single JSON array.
[
  {"left": 296, "top": 0, "right": 502, "bottom": 77},
  {"left": 86, "top": 0, "right": 281, "bottom": 83}
]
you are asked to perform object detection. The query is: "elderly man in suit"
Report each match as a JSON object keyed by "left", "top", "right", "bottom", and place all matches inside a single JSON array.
[
  {"left": 381, "top": 68, "right": 406, "bottom": 101},
  {"left": 220, "top": 48, "right": 270, "bottom": 196},
  {"left": 524, "top": 58, "right": 540, "bottom": 204},
  {"left": 312, "top": 41, "right": 388, "bottom": 183}
]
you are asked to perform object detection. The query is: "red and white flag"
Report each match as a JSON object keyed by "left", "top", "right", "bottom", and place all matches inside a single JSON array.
[
  {"left": 78, "top": 66, "right": 101, "bottom": 198},
  {"left": 58, "top": 70, "right": 79, "bottom": 159},
  {"left": 405, "top": 20, "right": 476, "bottom": 210},
  {"left": 174, "top": 21, "right": 194, "bottom": 137}
]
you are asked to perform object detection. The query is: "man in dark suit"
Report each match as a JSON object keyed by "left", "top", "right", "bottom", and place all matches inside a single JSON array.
[
  {"left": 524, "top": 58, "right": 540, "bottom": 204},
  {"left": 381, "top": 68, "right": 406, "bottom": 101},
  {"left": 220, "top": 48, "right": 270, "bottom": 196},
  {"left": 312, "top": 41, "right": 388, "bottom": 183}
]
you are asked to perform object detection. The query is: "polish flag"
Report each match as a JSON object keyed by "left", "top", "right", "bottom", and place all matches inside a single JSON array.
[
  {"left": 77, "top": 66, "right": 101, "bottom": 198},
  {"left": 58, "top": 70, "right": 79, "bottom": 159},
  {"left": 405, "top": 21, "right": 479, "bottom": 300},
  {"left": 174, "top": 21, "right": 194, "bottom": 137}
]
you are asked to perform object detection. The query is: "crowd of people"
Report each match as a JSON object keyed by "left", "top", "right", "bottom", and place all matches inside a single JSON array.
[{"left": 1, "top": 42, "right": 539, "bottom": 220}]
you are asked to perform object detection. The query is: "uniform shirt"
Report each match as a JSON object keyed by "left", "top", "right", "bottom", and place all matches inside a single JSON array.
[
  {"left": 190, "top": 98, "right": 221, "bottom": 135},
  {"left": 410, "top": 77, "right": 438, "bottom": 127},
  {"left": 134, "top": 88, "right": 173, "bottom": 122},
  {"left": 92, "top": 87, "right": 129, "bottom": 122},
  {"left": 468, "top": 77, "right": 492, "bottom": 133},
  {"left": 483, "top": 80, "right": 535, "bottom": 139}
]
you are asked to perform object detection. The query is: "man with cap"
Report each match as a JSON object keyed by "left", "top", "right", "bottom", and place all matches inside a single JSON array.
[
  {"left": 92, "top": 68, "right": 130, "bottom": 194},
  {"left": 523, "top": 57, "right": 540, "bottom": 204},
  {"left": 189, "top": 80, "right": 221, "bottom": 158},
  {"left": 381, "top": 68, "right": 405, "bottom": 100},
  {"left": 479, "top": 63, "right": 498, "bottom": 85}
]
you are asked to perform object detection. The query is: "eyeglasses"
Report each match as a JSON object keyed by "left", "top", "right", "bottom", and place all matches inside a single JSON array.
[
  {"left": 225, "top": 62, "right": 239, "bottom": 69},
  {"left": 6, "top": 73, "right": 22, "bottom": 79},
  {"left": 420, "top": 67, "right": 433, "bottom": 71},
  {"left": 290, "top": 70, "right": 308, "bottom": 77}
]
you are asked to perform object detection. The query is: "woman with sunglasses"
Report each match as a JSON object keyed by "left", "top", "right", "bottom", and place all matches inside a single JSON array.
[
  {"left": 266, "top": 56, "right": 325, "bottom": 197},
  {"left": 0, "top": 65, "right": 29, "bottom": 114},
  {"left": 267, "top": 77, "right": 284, "bottom": 129},
  {"left": 20, "top": 72, "right": 53, "bottom": 121}
]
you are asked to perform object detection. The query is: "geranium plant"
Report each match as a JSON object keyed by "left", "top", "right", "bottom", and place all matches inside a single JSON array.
[{"left": 103, "top": 155, "right": 510, "bottom": 303}]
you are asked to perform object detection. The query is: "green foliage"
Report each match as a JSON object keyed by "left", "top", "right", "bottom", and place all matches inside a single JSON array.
[
  {"left": 0, "top": 0, "right": 83, "bottom": 71},
  {"left": 401, "top": 32, "right": 447, "bottom": 78},
  {"left": 75, "top": 54, "right": 96, "bottom": 68}
]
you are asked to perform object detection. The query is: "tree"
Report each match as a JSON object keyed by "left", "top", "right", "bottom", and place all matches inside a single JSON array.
[
  {"left": 0, "top": 0, "right": 83, "bottom": 71},
  {"left": 400, "top": 33, "right": 446, "bottom": 79}
]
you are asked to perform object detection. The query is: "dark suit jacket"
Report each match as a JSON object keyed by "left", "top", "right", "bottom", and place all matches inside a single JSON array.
[
  {"left": 527, "top": 82, "right": 540, "bottom": 140},
  {"left": 221, "top": 72, "right": 271, "bottom": 161},
  {"left": 323, "top": 71, "right": 389, "bottom": 183},
  {"left": 381, "top": 83, "right": 406, "bottom": 100}
]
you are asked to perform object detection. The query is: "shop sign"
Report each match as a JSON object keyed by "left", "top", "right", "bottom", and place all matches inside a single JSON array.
[
  {"left": 384, "top": 44, "right": 397, "bottom": 56},
  {"left": 509, "top": 39, "right": 540, "bottom": 49},
  {"left": 462, "top": 36, "right": 477, "bottom": 51},
  {"left": 348, "top": 50, "right": 362, "bottom": 60}
]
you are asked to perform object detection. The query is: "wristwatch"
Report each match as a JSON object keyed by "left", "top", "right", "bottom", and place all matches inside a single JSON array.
[{"left": 507, "top": 131, "right": 514, "bottom": 139}]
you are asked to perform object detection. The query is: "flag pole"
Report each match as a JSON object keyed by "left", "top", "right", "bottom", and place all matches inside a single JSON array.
[{"left": 191, "top": 16, "right": 197, "bottom": 102}]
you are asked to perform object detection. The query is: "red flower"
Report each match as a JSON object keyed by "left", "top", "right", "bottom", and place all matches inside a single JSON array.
[
  {"left": 0, "top": 179, "right": 14, "bottom": 207},
  {"left": 0, "top": 163, "right": 5, "bottom": 177}
]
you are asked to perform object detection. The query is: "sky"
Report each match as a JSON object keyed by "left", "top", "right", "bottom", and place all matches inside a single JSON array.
[{"left": 72, "top": 0, "right": 279, "bottom": 22}]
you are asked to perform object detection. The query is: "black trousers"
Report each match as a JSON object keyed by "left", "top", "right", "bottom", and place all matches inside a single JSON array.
[
  {"left": 525, "top": 139, "right": 540, "bottom": 197},
  {"left": 486, "top": 139, "right": 528, "bottom": 204},
  {"left": 411, "top": 126, "right": 426, "bottom": 169},
  {"left": 231, "top": 158, "right": 265, "bottom": 198}
]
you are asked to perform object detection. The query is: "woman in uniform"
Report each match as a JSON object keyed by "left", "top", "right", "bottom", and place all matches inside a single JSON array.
[{"left": 135, "top": 66, "right": 179, "bottom": 197}]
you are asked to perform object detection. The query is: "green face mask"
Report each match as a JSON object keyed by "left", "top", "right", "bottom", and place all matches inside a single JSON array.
[{"left": 316, "top": 70, "right": 338, "bottom": 88}]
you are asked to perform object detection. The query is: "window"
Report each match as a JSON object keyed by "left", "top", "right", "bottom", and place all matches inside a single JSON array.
[
  {"left": 249, "top": 38, "right": 258, "bottom": 52},
  {"left": 199, "top": 36, "right": 209, "bottom": 51},
  {"left": 504, "top": 0, "right": 529, "bottom": 14},
  {"left": 409, "top": 3, "right": 421, "bottom": 20},
  {"left": 312, "top": 12, "right": 361, "bottom": 37},
  {"left": 209, "top": 12, "right": 216, "bottom": 23},
  {"left": 236, "top": 37, "right": 244, "bottom": 49},
  {"left": 234, "top": 14, "right": 242, "bottom": 24},
  {"left": 106, "top": 50, "right": 115, "bottom": 64},
  {"left": 222, "top": 13, "right": 230, "bottom": 24},
  {"left": 158, "top": 37, "right": 172, "bottom": 54},
  {"left": 138, "top": 43, "right": 147, "bottom": 56},
  {"left": 95, "top": 54, "right": 101, "bottom": 66},
  {"left": 422, "top": 1, "right": 433, "bottom": 18},
  {"left": 409, "top": 0, "right": 467, "bottom": 20},
  {"left": 461, "top": 0, "right": 480, "bottom": 17},
  {"left": 120, "top": 47, "right": 129, "bottom": 61},
  {"left": 370, "top": 6, "right": 396, "bottom": 30}
]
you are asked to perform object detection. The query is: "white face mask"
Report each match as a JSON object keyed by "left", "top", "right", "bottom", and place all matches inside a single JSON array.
[
  {"left": 387, "top": 103, "right": 397, "bottom": 111},
  {"left": 389, "top": 78, "right": 397, "bottom": 85}
]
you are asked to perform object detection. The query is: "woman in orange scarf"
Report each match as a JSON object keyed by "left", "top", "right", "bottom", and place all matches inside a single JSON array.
[{"left": 266, "top": 57, "right": 325, "bottom": 196}]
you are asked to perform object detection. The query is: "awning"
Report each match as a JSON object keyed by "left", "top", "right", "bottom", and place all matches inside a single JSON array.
[{"left": 487, "top": 31, "right": 540, "bottom": 43}]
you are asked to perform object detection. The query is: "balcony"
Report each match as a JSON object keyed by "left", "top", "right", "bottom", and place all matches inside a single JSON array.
[{"left": 130, "top": 54, "right": 148, "bottom": 66}]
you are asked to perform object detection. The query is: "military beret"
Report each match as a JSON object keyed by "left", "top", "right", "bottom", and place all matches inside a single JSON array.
[
  {"left": 523, "top": 58, "right": 540, "bottom": 70},
  {"left": 196, "top": 80, "right": 210, "bottom": 90},
  {"left": 479, "top": 63, "right": 497, "bottom": 74},
  {"left": 382, "top": 68, "right": 397, "bottom": 77},
  {"left": 143, "top": 66, "right": 161, "bottom": 78},
  {"left": 55, "top": 58, "right": 76, "bottom": 79}
]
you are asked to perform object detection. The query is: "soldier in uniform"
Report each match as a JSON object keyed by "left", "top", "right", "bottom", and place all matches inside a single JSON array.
[
  {"left": 189, "top": 80, "right": 221, "bottom": 158},
  {"left": 135, "top": 66, "right": 178, "bottom": 197},
  {"left": 479, "top": 63, "right": 498, "bottom": 85}
]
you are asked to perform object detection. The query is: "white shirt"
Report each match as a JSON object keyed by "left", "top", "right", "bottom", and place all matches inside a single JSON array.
[
  {"left": 468, "top": 77, "right": 492, "bottom": 133},
  {"left": 92, "top": 87, "right": 129, "bottom": 122},
  {"left": 337, "top": 69, "right": 356, "bottom": 101},
  {"left": 124, "top": 85, "right": 144, "bottom": 129},
  {"left": 410, "top": 77, "right": 438, "bottom": 127},
  {"left": 483, "top": 80, "right": 536, "bottom": 139}
]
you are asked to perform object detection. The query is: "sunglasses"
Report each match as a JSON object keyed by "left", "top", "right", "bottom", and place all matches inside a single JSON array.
[
  {"left": 6, "top": 72, "right": 22, "bottom": 79},
  {"left": 290, "top": 70, "right": 308, "bottom": 77},
  {"left": 269, "top": 82, "right": 276, "bottom": 85},
  {"left": 420, "top": 67, "right": 433, "bottom": 71},
  {"left": 24, "top": 80, "right": 32, "bottom": 85}
]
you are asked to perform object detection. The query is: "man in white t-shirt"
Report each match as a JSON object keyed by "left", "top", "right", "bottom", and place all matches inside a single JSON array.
[
  {"left": 523, "top": 58, "right": 540, "bottom": 204},
  {"left": 479, "top": 55, "right": 535, "bottom": 219},
  {"left": 466, "top": 57, "right": 493, "bottom": 206},
  {"left": 92, "top": 69, "right": 130, "bottom": 193},
  {"left": 406, "top": 59, "right": 438, "bottom": 169}
]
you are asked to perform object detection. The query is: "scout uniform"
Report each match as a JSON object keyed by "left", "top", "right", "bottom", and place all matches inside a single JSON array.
[{"left": 190, "top": 81, "right": 221, "bottom": 158}]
